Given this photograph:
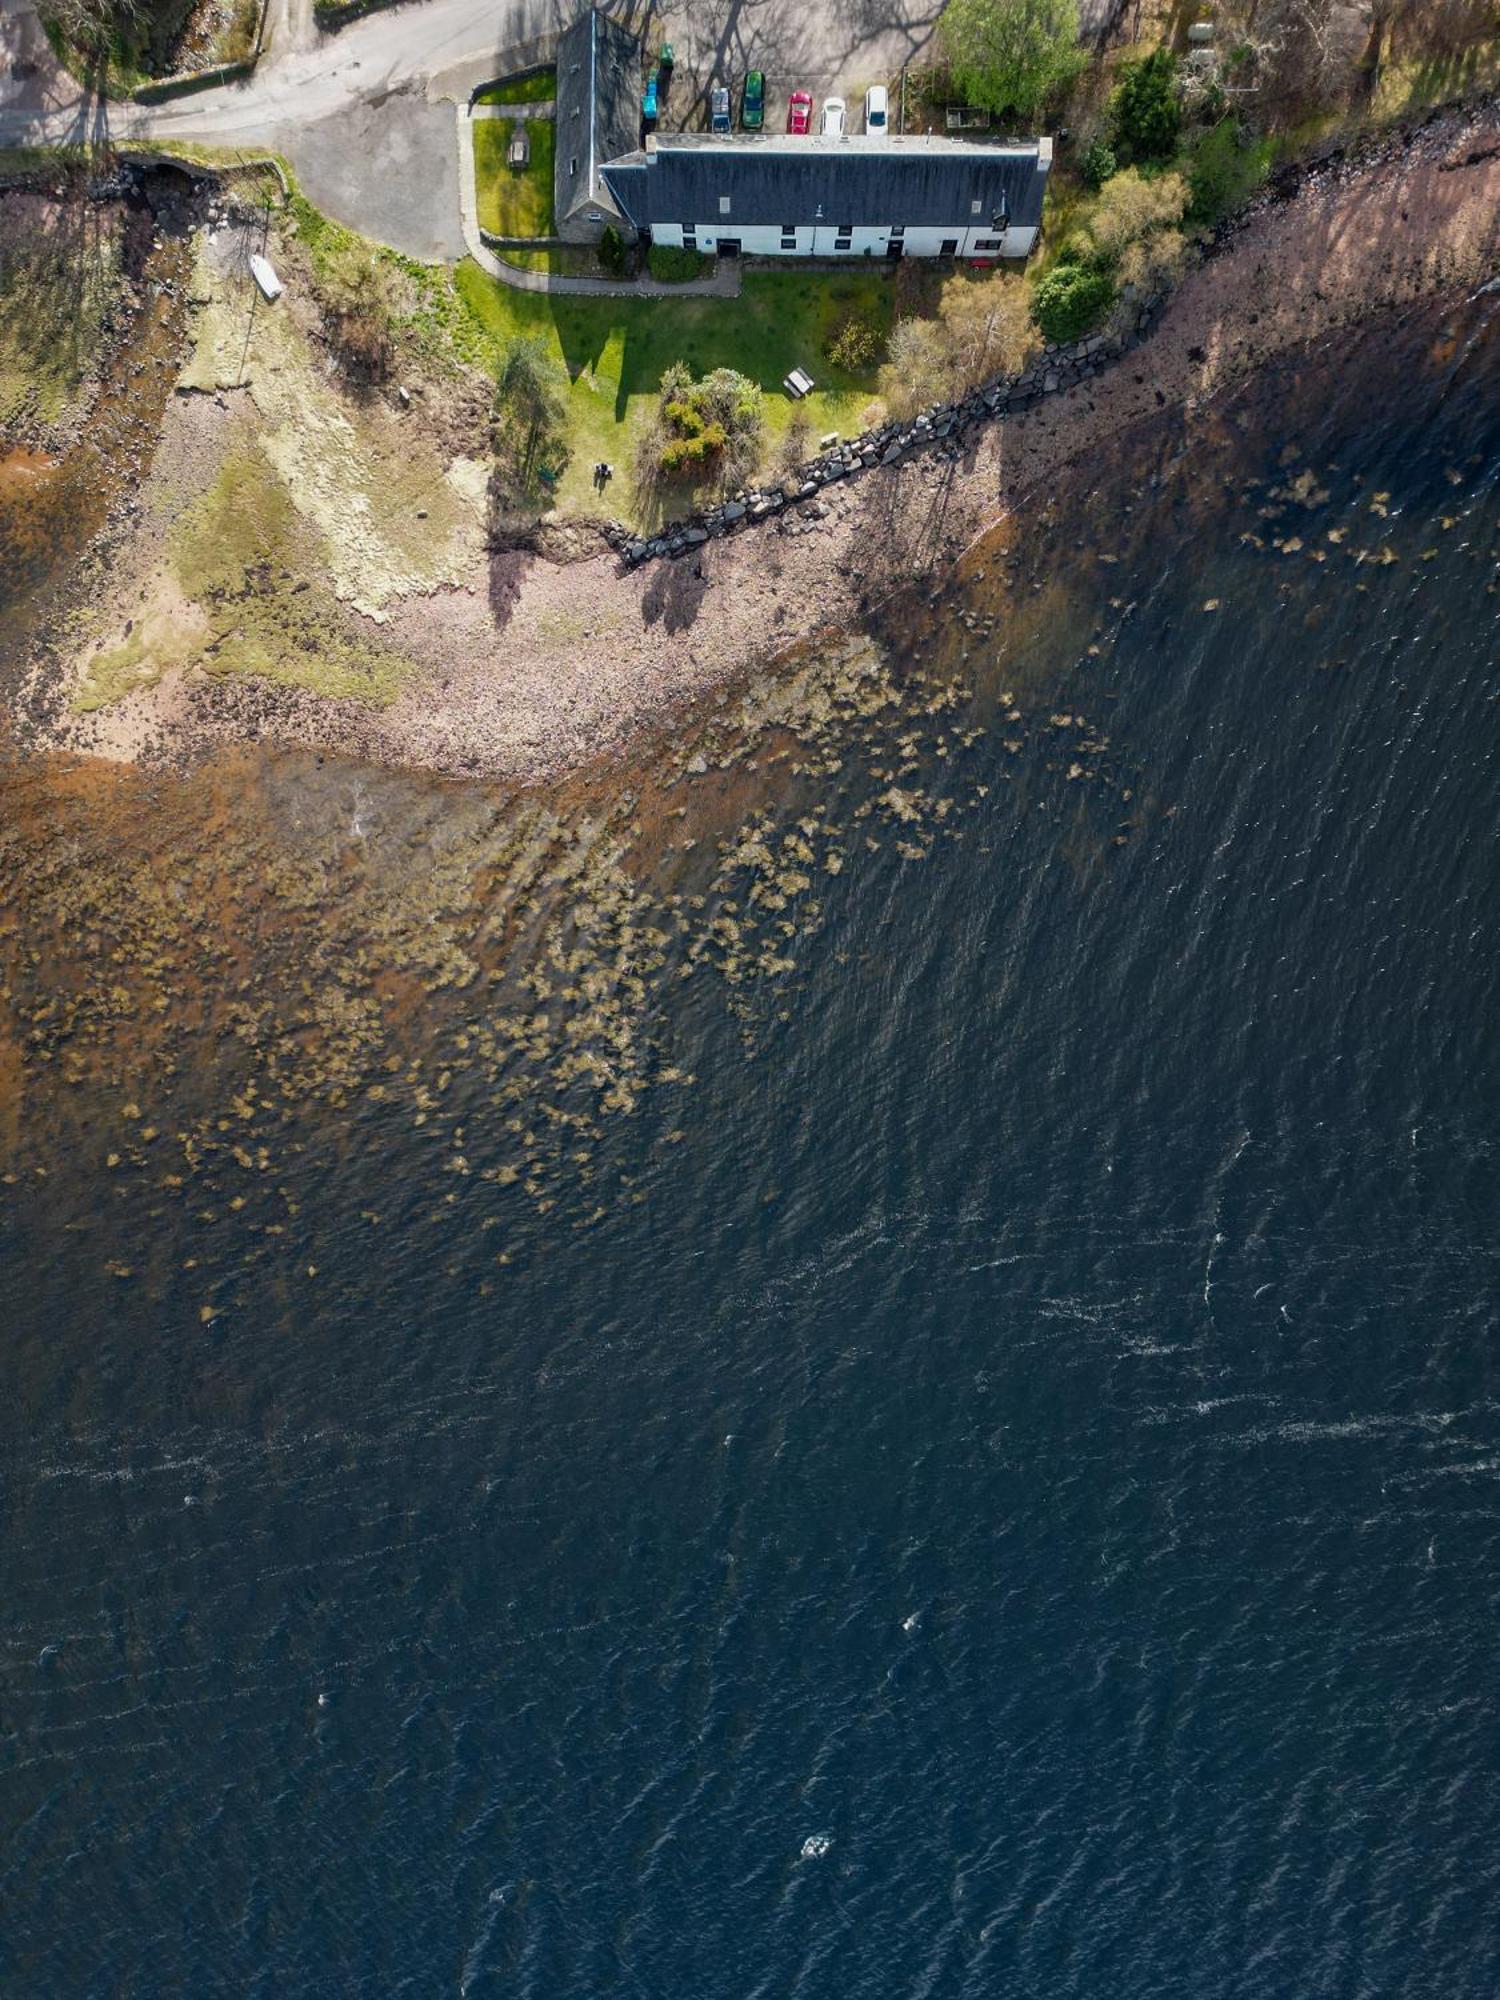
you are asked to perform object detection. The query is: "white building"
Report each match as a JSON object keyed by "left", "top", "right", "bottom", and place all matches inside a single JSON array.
[{"left": 601, "top": 133, "right": 1053, "bottom": 262}]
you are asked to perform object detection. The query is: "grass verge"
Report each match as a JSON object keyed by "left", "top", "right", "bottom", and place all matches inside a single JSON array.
[{"left": 473, "top": 68, "right": 556, "bottom": 106}]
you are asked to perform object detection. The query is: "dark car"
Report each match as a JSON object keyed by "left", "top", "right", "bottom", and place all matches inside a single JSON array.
[
  {"left": 742, "top": 70, "right": 765, "bottom": 129},
  {"left": 710, "top": 84, "right": 732, "bottom": 133}
]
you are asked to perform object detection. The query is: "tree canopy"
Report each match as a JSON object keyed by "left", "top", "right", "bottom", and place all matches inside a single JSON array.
[{"left": 939, "top": 0, "right": 1085, "bottom": 121}]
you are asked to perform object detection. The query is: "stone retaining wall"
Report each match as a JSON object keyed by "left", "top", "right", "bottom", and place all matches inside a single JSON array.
[{"left": 606, "top": 300, "right": 1165, "bottom": 572}]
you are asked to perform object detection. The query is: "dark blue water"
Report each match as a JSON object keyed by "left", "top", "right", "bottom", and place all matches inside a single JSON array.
[{"left": 4, "top": 296, "right": 1500, "bottom": 1996}]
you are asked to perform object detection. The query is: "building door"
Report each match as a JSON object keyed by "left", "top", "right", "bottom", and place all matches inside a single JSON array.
[{"left": 718, "top": 238, "right": 741, "bottom": 257}]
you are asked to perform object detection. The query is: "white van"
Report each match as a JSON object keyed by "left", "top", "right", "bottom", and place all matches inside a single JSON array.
[
  {"left": 820, "top": 96, "right": 846, "bottom": 138},
  {"left": 864, "top": 84, "right": 889, "bottom": 138}
]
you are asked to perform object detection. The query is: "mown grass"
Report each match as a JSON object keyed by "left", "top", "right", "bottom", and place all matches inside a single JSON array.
[
  {"left": 473, "top": 119, "right": 555, "bottom": 239},
  {"left": 497, "top": 244, "right": 606, "bottom": 276},
  {"left": 473, "top": 68, "right": 556, "bottom": 106},
  {"left": 453, "top": 261, "right": 891, "bottom": 517}
]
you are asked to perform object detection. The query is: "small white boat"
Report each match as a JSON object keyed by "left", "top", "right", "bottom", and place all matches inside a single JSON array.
[{"left": 249, "top": 253, "right": 283, "bottom": 302}]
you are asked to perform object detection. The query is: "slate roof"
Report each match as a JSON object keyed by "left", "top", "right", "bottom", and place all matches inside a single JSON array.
[
  {"left": 601, "top": 135, "right": 1050, "bottom": 234},
  {"left": 554, "top": 7, "right": 642, "bottom": 229}
]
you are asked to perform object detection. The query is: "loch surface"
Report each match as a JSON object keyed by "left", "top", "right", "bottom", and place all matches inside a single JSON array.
[{"left": 3, "top": 296, "right": 1499, "bottom": 1997}]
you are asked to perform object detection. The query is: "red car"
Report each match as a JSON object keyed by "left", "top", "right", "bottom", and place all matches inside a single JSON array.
[{"left": 787, "top": 89, "right": 813, "bottom": 135}]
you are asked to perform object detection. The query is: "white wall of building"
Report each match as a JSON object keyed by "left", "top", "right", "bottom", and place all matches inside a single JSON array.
[{"left": 648, "top": 220, "right": 1038, "bottom": 258}]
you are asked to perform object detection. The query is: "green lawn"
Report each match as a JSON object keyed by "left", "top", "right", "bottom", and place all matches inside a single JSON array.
[
  {"left": 473, "top": 68, "right": 556, "bottom": 106},
  {"left": 473, "top": 119, "right": 555, "bottom": 239},
  {"left": 453, "top": 262, "right": 893, "bottom": 521}
]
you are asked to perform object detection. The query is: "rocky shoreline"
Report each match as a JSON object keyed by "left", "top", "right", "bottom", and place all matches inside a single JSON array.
[{"left": 16, "top": 102, "right": 1500, "bottom": 784}]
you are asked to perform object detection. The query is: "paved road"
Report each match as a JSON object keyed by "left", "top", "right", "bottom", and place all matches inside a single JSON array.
[{"left": 0, "top": 0, "right": 949, "bottom": 258}]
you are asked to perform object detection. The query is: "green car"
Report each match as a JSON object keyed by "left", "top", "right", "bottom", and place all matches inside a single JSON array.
[{"left": 742, "top": 70, "right": 765, "bottom": 130}]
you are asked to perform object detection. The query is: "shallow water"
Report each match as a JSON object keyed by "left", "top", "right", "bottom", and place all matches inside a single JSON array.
[{"left": 2, "top": 292, "right": 1499, "bottom": 1996}]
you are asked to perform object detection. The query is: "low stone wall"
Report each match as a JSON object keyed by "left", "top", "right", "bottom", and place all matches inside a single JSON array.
[{"left": 608, "top": 303, "right": 1164, "bottom": 571}]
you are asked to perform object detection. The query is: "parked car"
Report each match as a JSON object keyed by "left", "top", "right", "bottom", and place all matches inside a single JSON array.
[
  {"left": 658, "top": 42, "right": 674, "bottom": 72},
  {"left": 820, "top": 96, "right": 846, "bottom": 138},
  {"left": 742, "top": 69, "right": 765, "bottom": 129},
  {"left": 787, "top": 88, "right": 813, "bottom": 135},
  {"left": 643, "top": 72, "right": 658, "bottom": 126},
  {"left": 710, "top": 85, "right": 732, "bottom": 133},
  {"left": 864, "top": 83, "right": 889, "bottom": 137}
]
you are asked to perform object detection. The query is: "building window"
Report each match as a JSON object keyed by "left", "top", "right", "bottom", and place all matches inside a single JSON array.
[
  {"left": 570, "top": 158, "right": 578, "bottom": 176},
  {"left": 971, "top": 198, "right": 982, "bottom": 214},
  {"left": 719, "top": 195, "right": 731, "bottom": 214},
  {"left": 834, "top": 233, "right": 852, "bottom": 250},
  {"left": 890, "top": 223, "right": 905, "bottom": 238},
  {"left": 780, "top": 232, "right": 796, "bottom": 249},
  {"left": 972, "top": 237, "right": 1003, "bottom": 251}
]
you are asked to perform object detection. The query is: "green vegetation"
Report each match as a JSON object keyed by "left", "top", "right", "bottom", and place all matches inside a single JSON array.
[
  {"left": 1185, "top": 117, "right": 1273, "bottom": 228},
  {"left": 498, "top": 244, "right": 607, "bottom": 277},
  {"left": 638, "top": 363, "right": 764, "bottom": 490},
  {"left": 491, "top": 336, "right": 570, "bottom": 507},
  {"left": 317, "top": 240, "right": 402, "bottom": 379},
  {"left": 938, "top": 0, "right": 1086, "bottom": 119},
  {"left": 1080, "top": 140, "right": 1117, "bottom": 191},
  {"left": 825, "top": 313, "right": 881, "bottom": 371},
  {"left": 451, "top": 261, "right": 892, "bottom": 518},
  {"left": 472, "top": 67, "right": 556, "bottom": 106},
  {"left": 1110, "top": 49, "right": 1180, "bottom": 163},
  {"left": 646, "top": 243, "right": 711, "bottom": 283},
  {"left": 42, "top": 0, "right": 259, "bottom": 90},
  {"left": 168, "top": 448, "right": 409, "bottom": 704},
  {"left": 0, "top": 199, "right": 122, "bottom": 430},
  {"left": 1031, "top": 260, "right": 1115, "bottom": 341},
  {"left": 598, "top": 224, "right": 626, "bottom": 275},
  {"left": 473, "top": 119, "right": 554, "bottom": 239},
  {"left": 880, "top": 270, "right": 1037, "bottom": 415},
  {"left": 285, "top": 180, "right": 480, "bottom": 374}
]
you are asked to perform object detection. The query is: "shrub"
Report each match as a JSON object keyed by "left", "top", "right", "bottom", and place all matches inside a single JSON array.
[
  {"left": 939, "top": 0, "right": 1087, "bottom": 120},
  {"left": 598, "top": 223, "right": 626, "bottom": 274},
  {"left": 318, "top": 243, "right": 402, "bottom": 380},
  {"left": 638, "top": 363, "right": 763, "bottom": 490},
  {"left": 825, "top": 313, "right": 881, "bottom": 371},
  {"left": 647, "top": 242, "right": 710, "bottom": 282},
  {"left": 1031, "top": 262, "right": 1115, "bottom": 341},
  {"left": 1111, "top": 49, "right": 1180, "bottom": 162},
  {"left": 1084, "top": 167, "right": 1190, "bottom": 297},
  {"left": 877, "top": 272, "right": 1037, "bottom": 416},
  {"left": 1080, "top": 140, "right": 1118, "bottom": 190},
  {"left": 1186, "top": 116, "right": 1272, "bottom": 228},
  {"left": 1085, "top": 168, "right": 1189, "bottom": 263}
]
